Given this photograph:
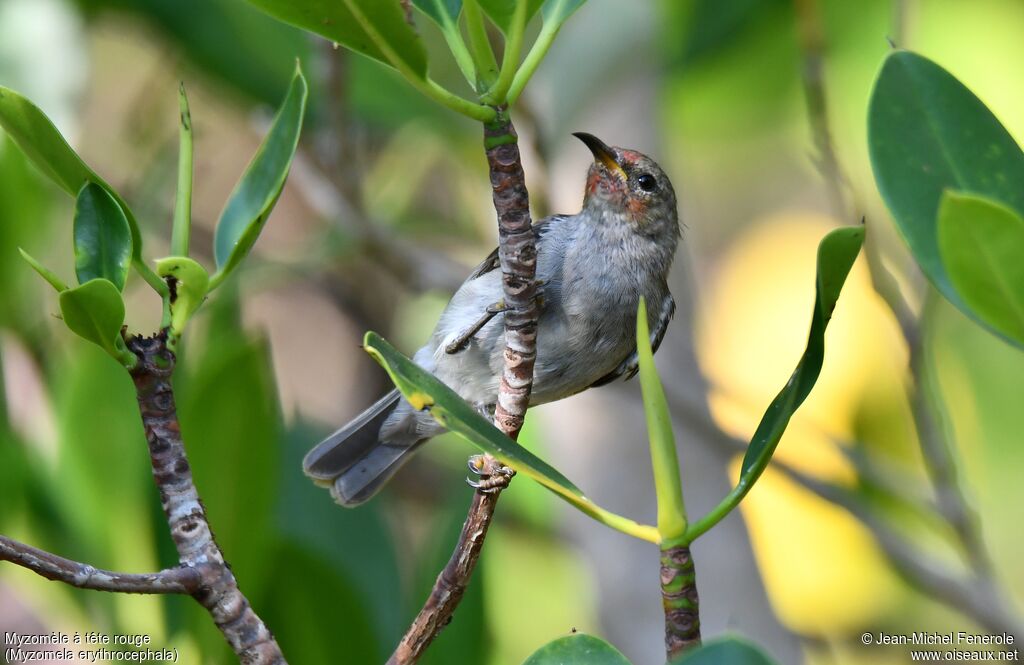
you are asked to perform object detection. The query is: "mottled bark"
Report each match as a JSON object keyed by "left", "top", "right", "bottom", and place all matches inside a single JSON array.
[
  {"left": 661, "top": 544, "right": 701, "bottom": 659},
  {"left": 0, "top": 535, "right": 198, "bottom": 594},
  {"left": 390, "top": 107, "right": 537, "bottom": 665},
  {"left": 485, "top": 106, "right": 538, "bottom": 438},
  {"left": 129, "top": 333, "right": 285, "bottom": 665}
]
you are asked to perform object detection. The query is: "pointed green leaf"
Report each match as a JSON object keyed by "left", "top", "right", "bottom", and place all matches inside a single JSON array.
[
  {"left": 637, "top": 297, "right": 687, "bottom": 544},
  {"left": 686, "top": 227, "right": 863, "bottom": 542},
  {"left": 241, "top": 0, "right": 427, "bottom": 78},
  {"left": 58, "top": 279, "right": 134, "bottom": 367},
  {"left": 541, "top": 0, "right": 587, "bottom": 24},
  {"left": 478, "top": 0, "right": 543, "bottom": 33},
  {"left": 156, "top": 256, "right": 210, "bottom": 336},
  {"left": 522, "top": 633, "right": 632, "bottom": 665},
  {"left": 671, "top": 635, "right": 779, "bottom": 665},
  {"left": 413, "top": 0, "right": 462, "bottom": 26},
  {"left": 938, "top": 191, "right": 1024, "bottom": 347},
  {"left": 73, "top": 182, "right": 132, "bottom": 291},
  {"left": 211, "top": 64, "right": 308, "bottom": 288},
  {"left": 0, "top": 85, "right": 146, "bottom": 264},
  {"left": 868, "top": 50, "right": 1024, "bottom": 314},
  {"left": 363, "top": 331, "right": 659, "bottom": 543},
  {"left": 171, "top": 82, "right": 194, "bottom": 257},
  {"left": 18, "top": 248, "right": 67, "bottom": 292}
]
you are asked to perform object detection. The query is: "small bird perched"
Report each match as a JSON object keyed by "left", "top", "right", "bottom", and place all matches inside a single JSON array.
[{"left": 305, "top": 133, "right": 680, "bottom": 506}]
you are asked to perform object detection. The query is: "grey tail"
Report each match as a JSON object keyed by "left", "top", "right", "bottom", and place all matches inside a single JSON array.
[{"left": 303, "top": 390, "right": 423, "bottom": 507}]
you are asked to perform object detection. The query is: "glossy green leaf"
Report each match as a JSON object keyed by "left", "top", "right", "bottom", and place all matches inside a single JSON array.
[
  {"left": 636, "top": 297, "right": 687, "bottom": 544},
  {"left": 938, "top": 191, "right": 1024, "bottom": 346},
  {"left": 868, "top": 50, "right": 1024, "bottom": 312},
  {"left": 413, "top": 0, "right": 462, "bottom": 26},
  {"left": 541, "top": 0, "right": 587, "bottom": 23},
  {"left": 156, "top": 257, "right": 209, "bottom": 336},
  {"left": 522, "top": 633, "right": 632, "bottom": 665},
  {"left": 73, "top": 183, "right": 132, "bottom": 291},
  {"left": 0, "top": 85, "right": 146, "bottom": 264},
  {"left": 211, "top": 65, "right": 307, "bottom": 288},
  {"left": 363, "top": 331, "right": 660, "bottom": 543},
  {"left": 686, "top": 227, "right": 863, "bottom": 542},
  {"left": 671, "top": 635, "right": 778, "bottom": 665},
  {"left": 58, "top": 279, "right": 133, "bottom": 366},
  {"left": 478, "top": 0, "right": 543, "bottom": 33},
  {"left": 18, "top": 248, "right": 67, "bottom": 292},
  {"left": 242, "top": 0, "right": 427, "bottom": 77}
]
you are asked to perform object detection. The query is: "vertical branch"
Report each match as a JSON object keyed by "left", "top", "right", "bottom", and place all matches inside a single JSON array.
[
  {"left": 128, "top": 333, "right": 286, "bottom": 665},
  {"left": 661, "top": 545, "right": 701, "bottom": 659},
  {"left": 390, "top": 106, "right": 537, "bottom": 665},
  {"left": 487, "top": 105, "right": 538, "bottom": 438}
]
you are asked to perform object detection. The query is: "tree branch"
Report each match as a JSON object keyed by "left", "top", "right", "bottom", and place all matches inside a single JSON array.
[
  {"left": 128, "top": 332, "right": 286, "bottom": 665},
  {"left": 389, "top": 106, "right": 537, "bottom": 664},
  {"left": 661, "top": 545, "right": 701, "bottom": 659},
  {"left": 0, "top": 535, "right": 199, "bottom": 594}
]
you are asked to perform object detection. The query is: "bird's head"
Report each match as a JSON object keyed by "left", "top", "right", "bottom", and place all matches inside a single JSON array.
[{"left": 574, "top": 132, "right": 678, "bottom": 235}]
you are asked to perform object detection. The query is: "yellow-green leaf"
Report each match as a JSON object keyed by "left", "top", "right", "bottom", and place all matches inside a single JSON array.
[
  {"left": 363, "top": 331, "right": 659, "bottom": 543},
  {"left": 156, "top": 256, "right": 210, "bottom": 336}
]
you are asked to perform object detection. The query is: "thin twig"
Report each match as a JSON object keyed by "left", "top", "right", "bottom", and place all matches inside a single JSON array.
[
  {"left": 0, "top": 535, "right": 200, "bottom": 594},
  {"left": 387, "top": 456, "right": 506, "bottom": 664},
  {"left": 128, "top": 332, "right": 285, "bottom": 664},
  {"left": 389, "top": 107, "right": 537, "bottom": 664}
]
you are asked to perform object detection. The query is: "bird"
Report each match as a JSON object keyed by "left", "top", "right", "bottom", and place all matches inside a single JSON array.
[{"left": 304, "top": 132, "right": 680, "bottom": 507}]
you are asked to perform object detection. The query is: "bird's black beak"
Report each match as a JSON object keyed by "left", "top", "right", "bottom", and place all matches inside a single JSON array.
[{"left": 573, "top": 132, "right": 627, "bottom": 180}]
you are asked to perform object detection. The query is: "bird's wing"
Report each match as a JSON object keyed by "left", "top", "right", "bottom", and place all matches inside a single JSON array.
[
  {"left": 589, "top": 291, "right": 676, "bottom": 388},
  {"left": 466, "top": 215, "right": 565, "bottom": 280}
]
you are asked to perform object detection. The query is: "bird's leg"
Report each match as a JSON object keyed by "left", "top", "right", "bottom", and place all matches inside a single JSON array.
[
  {"left": 445, "top": 300, "right": 507, "bottom": 354},
  {"left": 466, "top": 455, "right": 516, "bottom": 494}
]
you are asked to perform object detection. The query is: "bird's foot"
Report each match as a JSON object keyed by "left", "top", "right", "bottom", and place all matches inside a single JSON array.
[
  {"left": 445, "top": 300, "right": 507, "bottom": 355},
  {"left": 465, "top": 454, "right": 515, "bottom": 494}
]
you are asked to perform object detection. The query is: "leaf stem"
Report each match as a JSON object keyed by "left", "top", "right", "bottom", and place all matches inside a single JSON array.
[
  {"left": 171, "top": 83, "right": 193, "bottom": 257},
  {"left": 434, "top": 4, "right": 478, "bottom": 88},
  {"left": 508, "top": 15, "right": 560, "bottom": 104},
  {"left": 134, "top": 258, "right": 169, "bottom": 296},
  {"left": 464, "top": 0, "right": 499, "bottom": 89},
  {"left": 637, "top": 298, "right": 688, "bottom": 544},
  {"left": 342, "top": 0, "right": 495, "bottom": 121},
  {"left": 481, "top": 0, "right": 529, "bottom": 104}
]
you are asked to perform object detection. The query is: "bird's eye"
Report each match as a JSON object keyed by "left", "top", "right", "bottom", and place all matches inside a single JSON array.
[{"left": 637, "top": 174, "right": 657, "bottom": 192}]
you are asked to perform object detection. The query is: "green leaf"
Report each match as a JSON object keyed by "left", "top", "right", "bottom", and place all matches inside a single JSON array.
[
  {"left": 156, "top": 257, "right": 209, "bottom": 336},
  {"left": 671, "top": 635, "right": 779, "bottom": 665},
  {"left": 522, "top": 633, "right": 632, "bottom": 665},
  {"left": 18, "top": 248, "right": 67, "bottom": 292},
  {"left": 868, "top": 50, "right": 1024, "bottom": 313},
  {"left": 413, "top": 0, "right": 462, "bottom": 26},
  {"left": 540, "top": 0, "right": 587, "bottom": 24},
  {"left": 73, "top": 182, "right": 132, "bottom": 291},
  {"left": 211, "top": 64, "right": 308, "bottom": 288},
  {"left": 241, "top": 0, "right": 427, "bottom": 78},
  {"left": 363, "top": 331, "right": 660, "bottom": 543},
  {"left": 0, "top": 85, "right": 146, "bottom": 265},
  {"left": 938, "top": 191, "right": 1024, "bottom": 346},
  {"left": 171, "top": 82, "right": 194, "bottom": 257},
  {"left": 636, "top": 297, "right": 687, "bottom": 544},
  {"left": 685, "top": 226, "right": 863, "bottom": 542},
  {"left": 58, "top": 279, "right": 133, "bottom": 367},
  {"left": 478, "top": 0, "right": 543, "bottom": 32}
]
